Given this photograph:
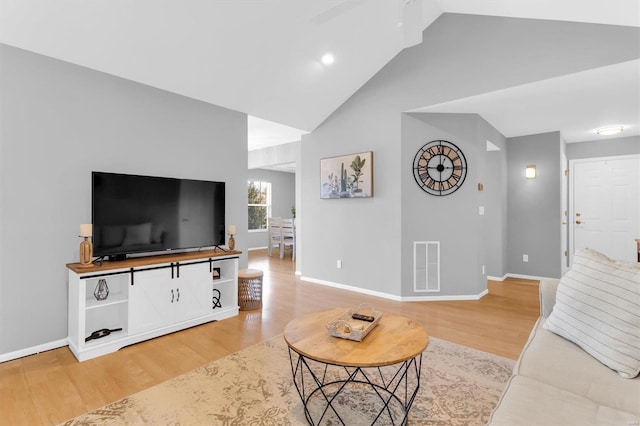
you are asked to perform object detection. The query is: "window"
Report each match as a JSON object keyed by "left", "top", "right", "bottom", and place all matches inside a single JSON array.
[{"left": 248, "top": 181, "right": 271, "bottom": 231}]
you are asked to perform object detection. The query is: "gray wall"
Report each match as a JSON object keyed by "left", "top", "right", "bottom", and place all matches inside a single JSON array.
[
  {"left": 506, "top": 132, "right": 564, "bottom": 278},
  {"left": 300, "top": 13, "right": 639, "bottom": 297},
  {"left": 246, "top": 168, "right": 296, "bottom": 249},
  {"left": 566, "top": 135, "right": 640, "bottom": 159},
  {"left": 0, "top": 44, "right": 248, "bottom": 355},
  {"left": 400, "top": 113, "right": 507, "bottom": 296}
]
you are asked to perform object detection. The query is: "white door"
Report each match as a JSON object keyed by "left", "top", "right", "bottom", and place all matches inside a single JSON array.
[{"left": 570, "top": 155, "right": 640, "bottom": 263}]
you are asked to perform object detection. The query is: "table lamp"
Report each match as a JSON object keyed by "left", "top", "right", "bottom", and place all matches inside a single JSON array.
[
  {"left": 79, "top": 224, "right": 93, "bottom": 267},
  {"left": 228, "top": 225, "right": 236, "bottom": 251}
]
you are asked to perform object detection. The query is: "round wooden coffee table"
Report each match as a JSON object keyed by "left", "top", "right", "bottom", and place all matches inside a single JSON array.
[{"left": 284, "top": 308, "right": 428, "bottom": 425}]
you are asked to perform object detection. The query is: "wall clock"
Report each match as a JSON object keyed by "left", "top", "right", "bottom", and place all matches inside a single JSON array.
[{"left": 413, "top": 140, "right": 467, "bottom": 196}]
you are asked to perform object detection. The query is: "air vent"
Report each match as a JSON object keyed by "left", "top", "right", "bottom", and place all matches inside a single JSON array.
[{"left": 414, "top": 241, "right": 440, "bottom": 292}]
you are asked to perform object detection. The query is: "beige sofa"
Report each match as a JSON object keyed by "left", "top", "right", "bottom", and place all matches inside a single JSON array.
[{"left": 488, "top": 278, "right": 640, "bottom": 425}]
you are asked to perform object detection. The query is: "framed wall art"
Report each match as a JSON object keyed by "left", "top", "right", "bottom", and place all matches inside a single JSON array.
[{"left": 320, "top": 151, "right": 373, "bottom": 199}]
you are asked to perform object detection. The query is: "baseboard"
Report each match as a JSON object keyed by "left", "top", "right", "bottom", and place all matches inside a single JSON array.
[
  {"left": 400, "top": 289, "right": 489, "bottom": 302},
  {"left": 504, "top": 273, "right": 553, "bottom": 282},
  {"left": 300, "top": 276, "right": 489, "bottom": 302},
  {"left": 487, "top": 274, "right": 508, "bottom": 281},
  {"left": 295, "top": 270, "right": 301, "bottom": 276},
  {"left": 0, "top": 338, "right": 69, "bottom": 363},
  {"left": 247, "top": 246, "right": 268, "bottom": 251},
  {"left": 300, "top": 276, "right": 403, "bottom": 301}
]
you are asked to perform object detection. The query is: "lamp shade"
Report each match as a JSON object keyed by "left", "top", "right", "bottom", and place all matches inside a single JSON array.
[
  {"left": 80, "top": 224, "right": 93, "bottom": 237},
  {"left": 228, "top": 225, "right": 236, "bottom": 235}
]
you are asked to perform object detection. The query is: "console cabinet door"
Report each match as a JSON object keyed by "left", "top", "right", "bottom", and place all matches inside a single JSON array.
[
  {"left": 128, "top": 268, "right": 172, "bottom": 335},
  {"left": 173, "top": 262, "right": 212, "bottom": 323}
]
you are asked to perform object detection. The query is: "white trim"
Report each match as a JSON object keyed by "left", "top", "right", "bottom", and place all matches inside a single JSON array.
[
  {"left": 400, "top": 289, "right": 489, "bottom": 302},
  {"left": 295, "top": 270, "right": 302, "bottom": 276},
  {"left": 300, "top": 276, "right": 491, "bottom": 302},
  {"left": 504, "top": 273, "right": 554, "bottom": 281},
  {"left": 0, "top": 338, "right": 69, "bottom": 363},
  {"left": 247, "top": 246, "right": 268, "bottom": 251},
  {"left": 487, "top": 274, "right": 508, "bottom": 281},
  {"left": 300, "top": 276, "right": 403, "bottom": 301}
]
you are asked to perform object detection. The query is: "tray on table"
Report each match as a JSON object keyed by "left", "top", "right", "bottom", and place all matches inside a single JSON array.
[{"left": 326, "top": 306, "right": 383, "bottom": 342}]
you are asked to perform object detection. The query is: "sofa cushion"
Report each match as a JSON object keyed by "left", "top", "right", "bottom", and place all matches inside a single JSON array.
[
  {"left": 543, "top": 248, "right": 640, "bottom": 378},
  {"left": 516, "top": 318, "right": 640, "bottom": 415},
  {"left": 488, "top": 375, "right": 640, "bottom": 425}
]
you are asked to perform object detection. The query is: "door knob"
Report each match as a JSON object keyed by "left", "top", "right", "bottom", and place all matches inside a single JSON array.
[{"left": 575, "top": 220, "right": 584, "bottom": 225}]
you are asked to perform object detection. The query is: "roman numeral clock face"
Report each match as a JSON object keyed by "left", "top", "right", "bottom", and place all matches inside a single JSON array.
[{"left": 413, "top": 140, "right": 467, "bottom": 196}]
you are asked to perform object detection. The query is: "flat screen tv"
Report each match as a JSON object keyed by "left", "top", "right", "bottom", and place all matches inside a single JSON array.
[{"left": 92, "top": 172, "right": 225, "bottom": 260}]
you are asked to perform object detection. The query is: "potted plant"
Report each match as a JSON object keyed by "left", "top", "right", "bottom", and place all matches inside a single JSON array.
[{"left": 350, "top": 155, "right": 366, "bottom": 193}]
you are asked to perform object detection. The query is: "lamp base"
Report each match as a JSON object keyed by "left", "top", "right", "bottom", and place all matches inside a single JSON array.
[{"left": 80, "top": 238, "right": 93, "bottom": 266}]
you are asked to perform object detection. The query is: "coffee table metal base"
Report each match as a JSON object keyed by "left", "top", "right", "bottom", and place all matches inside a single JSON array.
[{"left": 288, "top": 348, "right": 422, "bottom": 425}]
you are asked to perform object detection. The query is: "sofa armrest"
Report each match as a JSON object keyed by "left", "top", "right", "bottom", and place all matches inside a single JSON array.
[{"left": 539, "top": 278, "right": 560, "bottom": 318}]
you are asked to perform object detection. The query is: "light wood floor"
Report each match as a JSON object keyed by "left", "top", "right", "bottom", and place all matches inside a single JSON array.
[{"left": 0, "top": 250, "right": 540, "bottom": 425}]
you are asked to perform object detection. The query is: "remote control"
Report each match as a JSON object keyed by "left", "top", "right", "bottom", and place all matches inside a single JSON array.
[{"left": 352, "top": 313, "right": 375, "bottom": 322}]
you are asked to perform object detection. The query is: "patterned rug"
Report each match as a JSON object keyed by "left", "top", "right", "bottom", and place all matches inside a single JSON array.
[{"left": 63, "top": 335, "right": 514, "bottom": 425}]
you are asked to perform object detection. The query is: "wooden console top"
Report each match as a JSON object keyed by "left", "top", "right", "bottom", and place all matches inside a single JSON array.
[
  {"left": 66, "top": 249, "right": 242, "bottom": 274},
  {"left": 284, "top": 308, "right": 428, "bottom": 367}
]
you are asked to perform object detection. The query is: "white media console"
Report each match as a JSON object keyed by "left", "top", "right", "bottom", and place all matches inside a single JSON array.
[{"left": 67, "top": 250, "right": 240, "bottom": 361}]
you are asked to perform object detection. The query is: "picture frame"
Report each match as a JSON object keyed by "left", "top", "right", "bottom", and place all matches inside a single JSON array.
[
  {"left": 212, "top": 267, "right": 221, "bottom": 280},
  {"left": 320, "top": 151, "right": 373, "bottom": 199}
]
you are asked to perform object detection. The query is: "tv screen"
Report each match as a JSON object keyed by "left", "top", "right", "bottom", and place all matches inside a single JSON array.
[{"left": 92, "top": 172, "right": 225, "bottom": 259}]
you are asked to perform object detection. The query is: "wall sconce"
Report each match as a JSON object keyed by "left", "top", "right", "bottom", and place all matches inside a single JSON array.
[{"left": 525, "top": 165, "right": 537, "bottom": 179}]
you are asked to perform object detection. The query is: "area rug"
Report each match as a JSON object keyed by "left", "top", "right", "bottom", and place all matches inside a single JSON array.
[{"left": 62, "top": 335, "right": 514, "bottom": 425}]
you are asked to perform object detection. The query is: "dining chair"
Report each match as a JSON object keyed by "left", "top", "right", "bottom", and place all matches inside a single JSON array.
[
  {"left": 267, "top": 217, "right": 283, "bottom": 257},
  {"left": 281, "top": 218, "right": 295, "bottom": 260}
]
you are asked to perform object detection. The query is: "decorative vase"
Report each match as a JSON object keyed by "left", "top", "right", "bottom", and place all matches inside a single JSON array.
[
  {"left": 228, "top": 234, "right": 236, "bottom": 251},
  {"left": 94, "top": 279, "right": 109, "bottom": 301}
]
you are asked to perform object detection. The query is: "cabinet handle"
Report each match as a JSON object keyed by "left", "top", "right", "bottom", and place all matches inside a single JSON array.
[
  {"left": 130, "top": 268, "right": 135, "bottom": 286},
  {"left": 171, "top": 263, "right": 175, "bottom": 279},
  {"left": 171, "top": 289, "right": 174, "bottom": 303},
  {"left": 176, "top": 262, "right": 180, "bottom": 278},
  {"left": 176, "top": 288, "right": 180, "bottom": 302}
]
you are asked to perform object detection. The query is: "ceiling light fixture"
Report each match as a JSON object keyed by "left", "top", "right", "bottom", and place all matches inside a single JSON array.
[
  {"left": 321, "top": 53, "right": 335, "bottom": 65},
  {"left": 596, "top": 126, "right": 624, "bottom": 136}
]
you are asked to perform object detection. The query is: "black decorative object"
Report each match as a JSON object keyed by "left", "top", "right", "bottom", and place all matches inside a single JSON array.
[
  {"left": 413, "top": 140, "right": 467, "bottom": 196},
  {"left": 93, "top": 278, "right": 109, "bottom": 301},
  {"left": 85, "top": 328, "right": 122, "bottom": 342},
  {"left": 212, "top": 288, "right": 222, "bottom": 309}
]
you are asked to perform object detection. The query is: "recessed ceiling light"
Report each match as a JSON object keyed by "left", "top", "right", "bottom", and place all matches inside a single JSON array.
[
  {"left": 321, "top": 53, "right": 335, "bottom": 65},
  {"left": 596, "top": 126, "right": 624, "bottom": 136}
]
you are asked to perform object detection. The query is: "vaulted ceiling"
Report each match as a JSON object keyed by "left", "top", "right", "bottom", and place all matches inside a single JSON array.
[{"left": 1, "top": 0, "right": 638, "bottom": 149}]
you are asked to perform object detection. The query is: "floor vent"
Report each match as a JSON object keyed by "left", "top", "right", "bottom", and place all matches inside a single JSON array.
[{"left": 414, "top": 241, "right": 440, "bottom": 292}]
